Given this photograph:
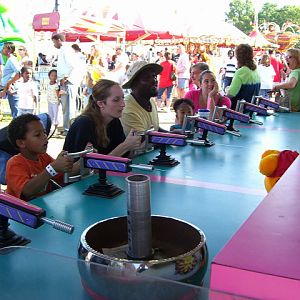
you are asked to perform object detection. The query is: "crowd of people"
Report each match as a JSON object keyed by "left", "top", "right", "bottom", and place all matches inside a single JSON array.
[
  {"left": 1, "top": 37, "right": 300, "bottom": 201},
  {"left": 1, "top": 39, "right": 299, "bottom": 124}
]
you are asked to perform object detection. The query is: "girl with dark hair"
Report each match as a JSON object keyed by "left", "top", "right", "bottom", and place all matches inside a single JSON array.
[
  {"left": 16, "top": 66, "right": 38, "bottom": 116},
  {"left": 227, "top": 44, "right": 261, "bottom": 109},
  {"left": 63, "top": 79, "right": 141, "bottom": 157}
]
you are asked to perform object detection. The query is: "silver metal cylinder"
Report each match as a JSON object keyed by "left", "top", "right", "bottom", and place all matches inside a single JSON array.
[{"left": 126, "top": 174, "right": 152, "bottom": 259}]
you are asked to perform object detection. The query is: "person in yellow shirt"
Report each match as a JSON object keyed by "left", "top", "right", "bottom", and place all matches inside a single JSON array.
[{"left": 121, "top": 61, "right": 163, "bottom": 137}]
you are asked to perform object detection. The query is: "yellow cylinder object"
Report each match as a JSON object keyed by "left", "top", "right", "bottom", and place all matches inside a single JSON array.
[
  {"left": 264, "top": 176, "right": 280, "bottom": 192},
  {"left": 259, "top": 153, "right": 280, "bottom": 176}
]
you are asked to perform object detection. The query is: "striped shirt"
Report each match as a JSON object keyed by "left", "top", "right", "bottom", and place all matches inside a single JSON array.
[{"left": 224, "top": 57, "right": 237, "bottom": 78}]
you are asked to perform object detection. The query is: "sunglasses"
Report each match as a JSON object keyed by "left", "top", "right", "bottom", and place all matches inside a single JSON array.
[
  {"left": 285, "top": 55, "right": 293, "bottom": 59},
  {"left": 18, "top": 48, "right": 25, "bottom": 51}
]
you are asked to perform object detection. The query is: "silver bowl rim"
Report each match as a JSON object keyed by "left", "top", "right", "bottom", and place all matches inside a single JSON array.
[{"left": 79, "top": 215, "right": 206, "bottom": 265}]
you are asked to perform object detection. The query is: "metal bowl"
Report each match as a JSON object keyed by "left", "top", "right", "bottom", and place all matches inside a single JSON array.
[{"left": 78, "top": 215, "right": 208, "bottom": 299}]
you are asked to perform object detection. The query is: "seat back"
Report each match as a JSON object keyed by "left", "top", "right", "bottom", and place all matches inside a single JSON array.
[{"left": 0, "top": 150, "right": 12, "bottom": 185}]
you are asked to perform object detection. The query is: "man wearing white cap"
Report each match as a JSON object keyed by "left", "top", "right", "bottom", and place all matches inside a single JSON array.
[{"left": 121, "top": 61, "right": 163, "bottom": 136}]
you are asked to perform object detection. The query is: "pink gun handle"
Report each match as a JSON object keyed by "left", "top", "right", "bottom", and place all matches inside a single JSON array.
[
  {"left": 0, "top": 191, "right": 42, "bottom": 214},
  {"left": 148, "top": 131, "right": 186, "bottom": 139},
  {"left": 86, "top": 153, "right": 132, "bottom": 163}
]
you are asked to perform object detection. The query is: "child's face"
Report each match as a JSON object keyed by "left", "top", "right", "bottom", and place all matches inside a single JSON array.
[
  {"left": 22, "top": 69, "right": 33, "bottom": 82},
  {"left": 18, "top": 121, "right": 48, "bottom": 159},
  {"left": 49, "top": 71, "right": 57, "bottom": 82},
  {"left": 176, "top": 103, "right": 194, "bottom": 125}
]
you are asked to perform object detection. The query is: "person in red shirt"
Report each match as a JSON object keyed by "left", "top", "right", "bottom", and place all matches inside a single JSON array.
[
  {"left": 269, "top": 49, "right": 284, "bottom": 83},
  {"left": 156, "top": 52, "right": 176, "bottom": 112},
  {"left": 5, "top": 114, "right": 78, "bottom": 201}
]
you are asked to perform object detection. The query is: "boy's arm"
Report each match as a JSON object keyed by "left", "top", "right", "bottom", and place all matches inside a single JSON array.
[
  {"left": 7, "top": 152, "right": 74, "bottom": 200},
  {"left": 22, "top": 168, "right": 55, "bottom": 200},
  {"left": 22, "top": 151, "right": 74, "bottom": 199},
  {"left": 6, "top": 156, "right": 53, "bottom": 200}
]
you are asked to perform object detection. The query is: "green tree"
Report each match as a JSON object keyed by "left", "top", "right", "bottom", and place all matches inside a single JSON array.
[
  {"left": 276, "top": 6, "right": 300, "bottom": 29},
  {"left": 259, "top": 3, "right": 300, "bottom": 28},
  {"left": 226, "top": 0, "right": 255, "bottom": 34},
  {"left": 258, "top": 3, "right": 280, "bottom": 26}
]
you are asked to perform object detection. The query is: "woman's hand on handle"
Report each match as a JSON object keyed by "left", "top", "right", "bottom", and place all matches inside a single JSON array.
[{"left": 123, "top": 129, "right": 142, "bottom": 151}]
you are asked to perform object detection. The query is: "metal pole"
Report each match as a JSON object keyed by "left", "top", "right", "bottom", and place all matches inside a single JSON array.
[
  {"left": 54, "top": 0, "right": 59, "bottom": 12},
  {"left": 126, "top": 174, "right": 152, "bottom": 259}
]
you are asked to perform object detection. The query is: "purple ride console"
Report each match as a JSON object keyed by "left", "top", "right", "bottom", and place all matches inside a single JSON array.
[
  {"left": 256, "top": 97, "right": 279, "bottom": 110},
  {"left": 0, "top": 192, "right": 45, "bottom": 229},
  {"left": 191, "top": 117, "right": 226, "bottom": 147},
  {"left": 212, "top": 106, "right": 250, "bottom": 137},
  {"left": 237, "top": 100, "right": 267, "bottom": 125},
  {"left": 147, "top": 131, "right": 186, "bottom": 166},
  {"left": 82, "top": 153, "right": 153, "bottom": 198},
  {"left": 223, "top": 108, "right": 250, "bottom": 124},
  {"left": 147, "top": 131, "right": 186, "bottom": 146},
  {"left": 84, "top": 153, "right": 133, "bottom": 173},
  {"left": 194, "top": 117, "right": 226, "bottom": 135},
  {"left": 0, "top": 191, "right": 74, "bottom": 249},
  {"left": 255, "top": 96, "right": 290, "bottom": 113}
]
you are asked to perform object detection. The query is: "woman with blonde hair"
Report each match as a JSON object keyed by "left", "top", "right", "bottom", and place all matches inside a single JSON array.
[
  {"left": 17, "top": 46, "right": 31, "bottom": 67},
  {"left": 257, "top": 54, "right": 275, "bottom": 98},
  {"left": 272, "top": 48, "right": 300, "bottom": 111},
  {"left": 63, "top": 79, "right": 141, "bottom": 157},
  {"left": 88, "top": 45, "right": 106, "bottom": 85}
]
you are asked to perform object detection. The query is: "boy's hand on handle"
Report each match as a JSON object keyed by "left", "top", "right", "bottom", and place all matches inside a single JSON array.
[
  {"left": 51, "top": 151, "right": 74, "bottom": 173},
  {"left": 124, "top": 129, "right": 142, "bottom": 151}
]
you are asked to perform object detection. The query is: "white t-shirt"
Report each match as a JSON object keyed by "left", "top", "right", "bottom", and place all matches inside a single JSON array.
[
  {"left": 176, "top": 53, "right": 190, "bottom": 79},
  {"left": 257, "top": 64, "right": 276, "bottom": 90},
  {"left": 16, "top": 80, "right": 38, "bottom": 109},
  {"left": 113, "top": 53, "right": 129, "bottom": 84},
  {"left": 47, "top": 82, "right": 59, "bottom": 104}
]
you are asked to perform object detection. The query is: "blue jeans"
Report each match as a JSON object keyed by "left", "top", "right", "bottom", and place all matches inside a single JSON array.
[
  {"left": 157, "top": 86, "right": 174, "bottom": 100},
  {"left": 60, "top": 83, "right": 78, "bottom": 131},
  {"left": 7, "top": 92, "right": 19, "bottom": 119},
  {"left": 223, "top": 77, "right": 233, "bottom": 90}
]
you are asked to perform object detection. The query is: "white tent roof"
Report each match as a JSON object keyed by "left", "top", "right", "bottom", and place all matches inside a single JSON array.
[{"left": 184, "top": 20, "right": 251, "bottom": 45}]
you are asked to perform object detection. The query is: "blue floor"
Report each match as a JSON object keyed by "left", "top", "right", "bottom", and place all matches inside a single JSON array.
[{"left": 3, "top": 112, "right": 300, "bottom": 297}]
